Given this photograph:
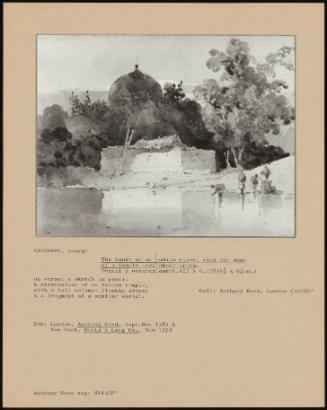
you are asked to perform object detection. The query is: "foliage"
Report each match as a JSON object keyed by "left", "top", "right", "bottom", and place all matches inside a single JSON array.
[
  {"left": 84, "top": 99, "right": 109, "bottom": 120},
  {"left": 38, "top": 127, "right": 75, "bottom": 173},
  {"left": 266, "top": 46, "right": 295, "bottom": 72},
  {"left": 194, "top": 38, "right": 295, "bottom": 168},
  {"left": 67, "top": 75, "right": 212, "bottom": 150},
  {"left": 41, "top": 104, "right": 68, "bottom": 131},
  {"left": 69, "top": 92, "right": 109, "bottom": 120},
  {"left": 37, "top": 125, "right": 104, "bottom": 175},
  {"left": 102, "top": 100, "right": 163, "bottom": 145},
  {"left": 241, "top": 142, "right": 289, "bottom": 170},
  {"left": 161, "top": 82, "right": 213, "bottom": 148},
  {"left": 162, "top": 81, "right": 185, "bottom": 103},
  {"left": 101, "top": 78, "right": 211, "bottom": 148},
  {"left": 41, "top": 126, "right": 72, "bottom": 143},
  {"left": 46, "top": 44, "right": 295, "bottom": 175}
]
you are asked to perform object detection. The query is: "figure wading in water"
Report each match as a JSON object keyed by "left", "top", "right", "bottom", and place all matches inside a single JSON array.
[
  {"left": 250, "top": 174, "right": 259, "bottom": 198},
  {"left": 260, "top": 164, "right": 276, "bottom": 194},
  {"left": 211, "top": 183, "right": 225, "bottom": 220},
  {"left": 212, "top": 183, "right": 225, "bottom": 206},
  {"left": 238, "top": 170, "right": 247, "bottom": 195}
]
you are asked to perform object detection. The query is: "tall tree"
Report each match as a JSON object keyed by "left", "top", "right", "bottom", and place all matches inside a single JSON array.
[{"left": 194, "top": 38, "right": 295, "bottom": 168}]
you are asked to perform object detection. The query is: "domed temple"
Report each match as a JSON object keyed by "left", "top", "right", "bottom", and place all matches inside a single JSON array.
[
  {"left": 101, "top": 65, "right": 216, "bottom": 178},
  {"left": 108, "top": 65, "right": 163, "bottom": 106}
]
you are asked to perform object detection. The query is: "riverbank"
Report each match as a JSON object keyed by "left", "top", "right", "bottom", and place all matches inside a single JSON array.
[{"left": 38, "top": 155, "right": 295, "bottom": 195}]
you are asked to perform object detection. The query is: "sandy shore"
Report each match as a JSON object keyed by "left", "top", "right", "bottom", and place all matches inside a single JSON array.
[
  {"left": 83, "top": 155, "right": 295, "bottom": 195},
  {"left": 40, "top": 155, "right": 295, "bottom": 196}
]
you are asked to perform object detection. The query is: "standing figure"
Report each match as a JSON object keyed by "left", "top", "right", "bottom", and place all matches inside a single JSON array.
[
  {"left": 261, "top": 164, "right": 271, "bottom": 180},
  {"left": 264, "top": 179, "right": 277, "bottom": 194},
  {"left": 260, "top": 164, "right": 271, "bottom": 193},
  {"left": 211, "top": 183, "right": 225, "bottom": 221},
  {"left": 238, "top": 170, "right": 247, "bottom": 195},
  {"left": 250, "top": 174, "right": 259, "bottom": 197},
  {"left": 212, "top": 183, "right": 225, "bottom": 208}
]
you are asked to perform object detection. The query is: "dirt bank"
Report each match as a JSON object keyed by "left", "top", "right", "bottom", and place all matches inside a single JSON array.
[{"left": 38, "top": 156, "right": 295, "bottom": 195}]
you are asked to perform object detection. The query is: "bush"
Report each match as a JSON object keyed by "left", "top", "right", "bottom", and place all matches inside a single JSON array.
[
  {"left": 37, "top": 125, "right": 104, "bottom": 175},
  {"left": 41, "top": 127, "right": 72, "bottom": 143},
  {"left": 42, "top": 105, "right": 68, "bottom": 130},
  {"left": 240, "top": 142, "right": 289, "bottom": 169}
]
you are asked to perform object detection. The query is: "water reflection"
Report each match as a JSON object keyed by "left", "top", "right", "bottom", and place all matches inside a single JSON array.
[
  {"left": 241, "top": 193, "right": 245, "bottom": 210},
  {"left": 37, "top": 187, "right": 295, "bottom": 237},
  {"left": 101, "top": 189, "right": 184, "bottom": 235},
  {"left": 258, "top": 193, "right": 283, "bottom": 216}
]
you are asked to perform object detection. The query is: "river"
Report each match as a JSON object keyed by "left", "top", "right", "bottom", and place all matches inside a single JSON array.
[{"left": 37, "top": 187, "right": 295, "bottom": 237}]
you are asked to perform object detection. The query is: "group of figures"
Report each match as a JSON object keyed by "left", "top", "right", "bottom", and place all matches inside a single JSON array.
[
  {"left": 212, "top": 164, "right": 276, "bottom": 204},
  {"left": 238, "top": 164, "right": 276, "bottom": 196}
]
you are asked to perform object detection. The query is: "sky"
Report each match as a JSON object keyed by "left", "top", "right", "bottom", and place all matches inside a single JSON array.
[{"left": 37, "top": 35, "right": 295, "bottom": 95}]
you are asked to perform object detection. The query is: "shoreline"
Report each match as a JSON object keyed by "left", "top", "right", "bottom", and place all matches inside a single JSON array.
[{"left": 37, "top": 155, "right": 295, "bottom": 195}]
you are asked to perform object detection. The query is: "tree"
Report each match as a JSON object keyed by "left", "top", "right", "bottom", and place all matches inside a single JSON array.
[
  {"left": 42, "top": 104, "right": 68, "bottom": 130},
  {"left": 160, "top": 81, "right": 213, "bottom": 148},
  {"left": 68, "top": 92, "right": 83, "bottom": 115},
  {"left": 37, "top": 105, "right": 105, "bottom": 176},
  {"left": 265, "top": 46, "right": 295, "bottom": 72},
  {"left": 194, "top": 38, "right": 295, "bottom": 169},
  {"left": 69, "top": 91, "right": 110, "bottom": 120},
  {"left": 162, "top": 81, "right": 185, "bottom": 103},
  {"left": 104, "top": 79, "right": 211, "bottom": 148}
]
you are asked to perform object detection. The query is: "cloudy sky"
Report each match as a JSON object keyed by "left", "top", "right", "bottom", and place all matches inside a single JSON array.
[{"left": 37, "top": 35, "right": 295, "bottom": 94}]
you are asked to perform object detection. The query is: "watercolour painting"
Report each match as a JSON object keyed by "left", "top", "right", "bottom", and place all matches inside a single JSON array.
[{"left": 37, "top": 35, "right": 295, "bottom": 237}]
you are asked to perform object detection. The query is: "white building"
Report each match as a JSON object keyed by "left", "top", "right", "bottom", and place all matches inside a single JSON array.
[{"left": 100, "top": 135, "right": 216, "bottom": 176}]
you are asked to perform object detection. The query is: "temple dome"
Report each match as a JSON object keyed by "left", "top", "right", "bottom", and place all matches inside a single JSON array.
[{"left": 108, "top": 65, "right": 162, "bottom": 106}]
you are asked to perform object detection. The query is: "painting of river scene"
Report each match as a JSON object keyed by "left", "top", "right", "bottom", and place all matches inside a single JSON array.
[{"left": 37, "top": 35, "right": 295, "bottom": 237}]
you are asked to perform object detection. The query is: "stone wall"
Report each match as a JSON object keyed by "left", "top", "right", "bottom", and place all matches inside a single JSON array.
[
  {"left": 129, "top": 147, "right": 182, "bottom": 173},
  {"left": 181, "top": 147, "right": 216, "bottom": 172},
  {"left": 37, "top": 145, "right": 216, "bottom": 188},
  {"left": 100, "top": 146, "right": 138, "bottom": 176},
  {"left": 100, "top": 145, "right": 216, "bottom": 175}
]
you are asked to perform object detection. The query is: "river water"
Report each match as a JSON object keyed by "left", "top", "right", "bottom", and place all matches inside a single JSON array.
[{"left": 37, "top": 187, "right": 295, "bottom": 237}]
